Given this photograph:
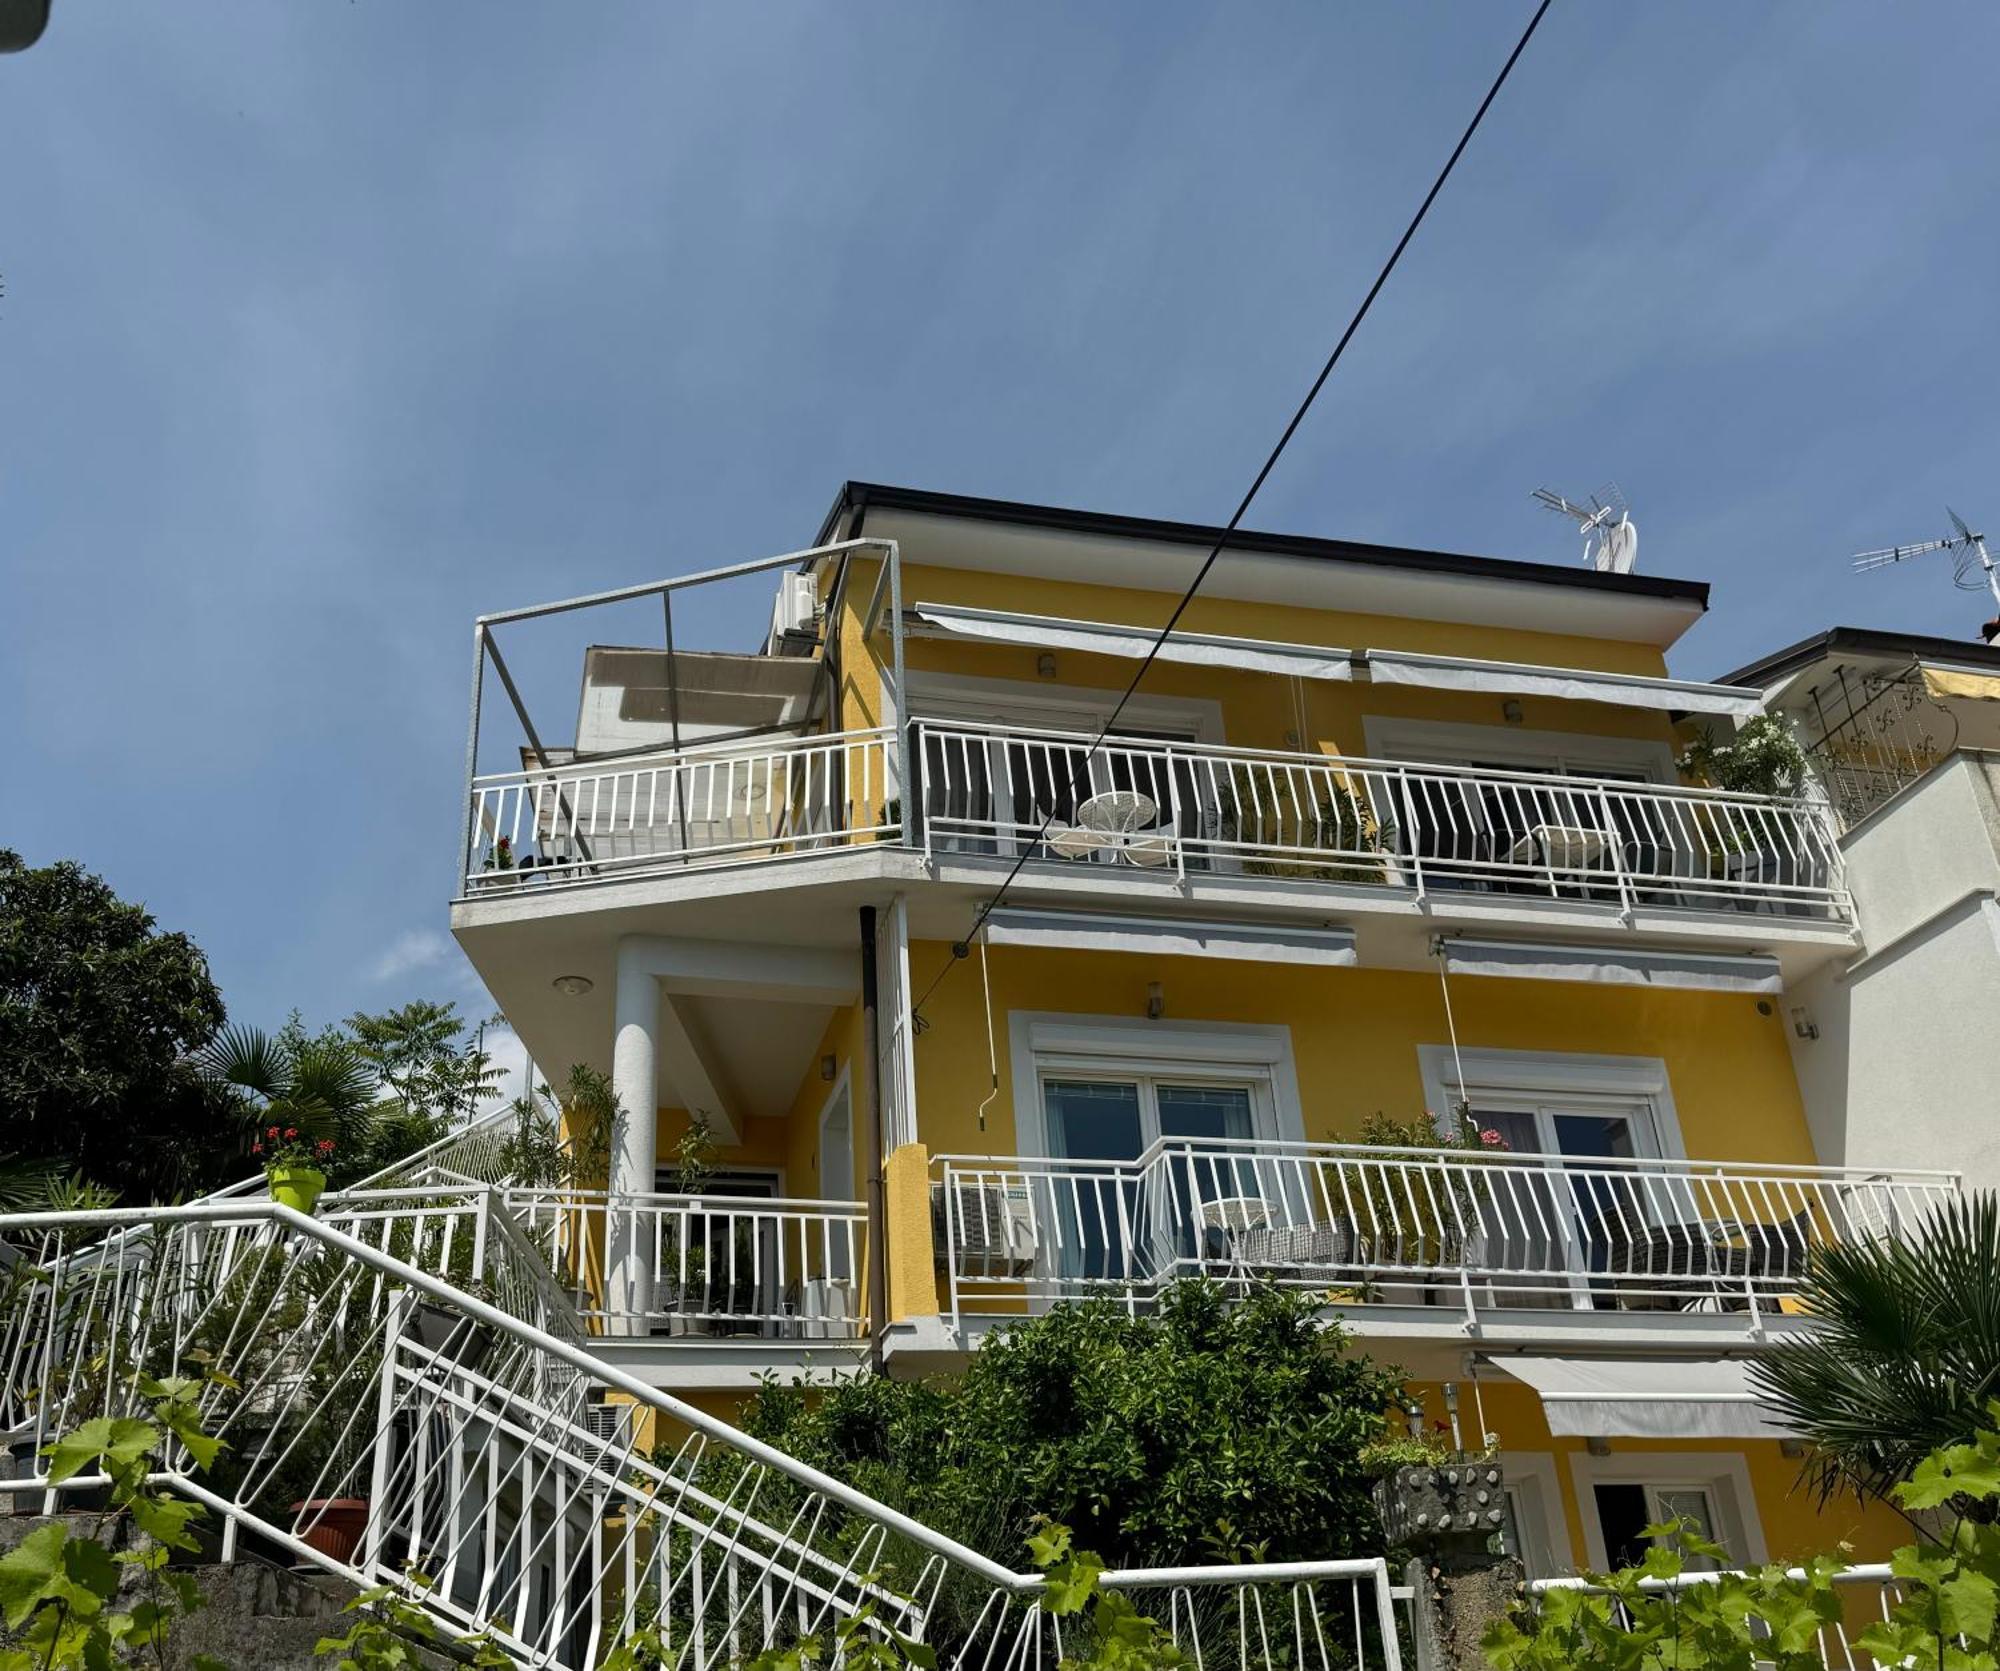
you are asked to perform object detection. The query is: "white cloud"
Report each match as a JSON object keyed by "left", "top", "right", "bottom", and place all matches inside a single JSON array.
[{"left": 370, "top": 928, "right": 454, "bottom": 984}]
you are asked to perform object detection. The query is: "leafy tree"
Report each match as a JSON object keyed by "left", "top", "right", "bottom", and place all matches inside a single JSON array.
[
  {"left": 342, "top": 1000, "right": 503, "bottom": 1183},
  {"left": 1750, "top": 1194, "right": 2000, "bottom": 1515},
  {"left": 0, "top": 850, "right": 230, "bottom": 1202},
  {"left": 736, "top": 1281, "right": 1406, "bottom": 1572}
]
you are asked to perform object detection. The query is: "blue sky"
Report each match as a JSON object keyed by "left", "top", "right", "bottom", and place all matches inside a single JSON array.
[{"left": 5, "top": 3, "right": 1997, "bottom": 1039}]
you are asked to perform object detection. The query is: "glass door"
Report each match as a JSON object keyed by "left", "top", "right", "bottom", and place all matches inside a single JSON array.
[{"left": 1044, "top": 1079, "right": 1146, "bottom": 1285}]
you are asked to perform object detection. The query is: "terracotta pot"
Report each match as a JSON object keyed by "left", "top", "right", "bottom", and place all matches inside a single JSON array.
[
  {"left": 291, "top": 1497, "right": 368, "bottom": 1565},
  {"left": 268, "top": 1165, "right": 326, "bottom": 1215}
]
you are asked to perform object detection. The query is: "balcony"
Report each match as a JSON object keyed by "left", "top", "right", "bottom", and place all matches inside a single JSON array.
[
  {"left": 500, "top": 1187, "right": 869, "bottom": 1341},
  {"left": 462, "top": 719, "right": 1852, "bottom": 926},
  {"left": 929, "top": 1139, "right": 1956, "bottom": 1326}
]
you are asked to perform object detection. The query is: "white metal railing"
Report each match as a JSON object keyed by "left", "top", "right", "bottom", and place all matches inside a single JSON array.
[
  {"left": 912, "top": 719, "right": 1853, "bottom": 920},
  {"left": 1529, "top": 1565, "right": 1908, "bottom": 1671},
  {"left": 464, "top": 726, "right": 898, "bottom": 892},
  {"left": 352, "top": 1105, "right": 527, "bottom": 1190},
  {"left": 932, "top": 1139, "right": 1960, "bottom": 1321},
  {"left": 502, "top": 1188, "right": 870, "bottom": 1340},
  {"left": 0, "top": 1202, "right": 1406, "bottom": 1671}
]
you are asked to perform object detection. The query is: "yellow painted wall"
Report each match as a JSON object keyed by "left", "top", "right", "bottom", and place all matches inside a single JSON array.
[
  {"left": 908, "top": 940, "right": 1818, "bottom": 1166},
  {"left": 1425, "top": 1378, "right": 1908, "bottom": 1570},
  {"left": 831, "top": 556, "right": 1682, "bottom": 759}
]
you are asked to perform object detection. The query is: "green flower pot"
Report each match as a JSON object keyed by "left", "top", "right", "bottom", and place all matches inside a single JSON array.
[{"left": 268, "top": 1165, "right": 326, "bottom": 1215}]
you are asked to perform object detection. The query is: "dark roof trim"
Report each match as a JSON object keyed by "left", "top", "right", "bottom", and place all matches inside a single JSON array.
[
  {"left": 1719, "top": 626, "right": 2000, "bottom": 689},
  {"left": 814, "top": 481, "right": 1711, "bottom": 607}
]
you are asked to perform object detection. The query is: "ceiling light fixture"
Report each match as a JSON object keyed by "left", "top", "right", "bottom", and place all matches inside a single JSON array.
[{"left": 551, "top": 974, "right": 594, "bottom": 997}]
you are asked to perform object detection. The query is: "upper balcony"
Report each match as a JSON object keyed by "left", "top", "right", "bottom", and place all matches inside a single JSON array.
[
  {"left": 456, "top": 533, "right": 1854, "bottom": 948},
  {"left": 462, "top": 719, "right": 1849, "bottom": 926}
]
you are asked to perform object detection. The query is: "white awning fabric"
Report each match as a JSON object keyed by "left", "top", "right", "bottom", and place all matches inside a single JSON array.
[
  {"left": 1437, "top": 937, "right": 1784, "bottom": 994},
  {"left": 1361, "top": 650, "right": 1764, "bottom": 719},
  {"left": 909, "top": 603, "right": 1357, "bottom": 682},
  {"left": 908, "top": 603, "right": 1764, "bottom": 718},
  {"left": 983, "top": 908, "right": 1357, "bottom": 966},
  {"left": 1499, "top": 1357, "right": 1795, "bottom": 1440}
]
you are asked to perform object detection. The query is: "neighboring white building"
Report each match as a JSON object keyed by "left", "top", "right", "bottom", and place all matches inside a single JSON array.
[{"left": 1723, "top": 627, "right": 2000, "bottom": 1191}]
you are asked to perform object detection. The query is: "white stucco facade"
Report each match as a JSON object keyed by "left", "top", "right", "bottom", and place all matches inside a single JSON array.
[{"left": 1786, "top": 751, "right": 2000, "bottom": 1189}]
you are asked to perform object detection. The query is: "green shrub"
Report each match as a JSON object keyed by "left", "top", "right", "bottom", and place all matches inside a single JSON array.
[{"left": 735, "top": 1280, "right": 1404, "bottom": 1571}]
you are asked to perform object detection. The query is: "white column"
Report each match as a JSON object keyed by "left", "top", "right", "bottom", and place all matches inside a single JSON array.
[{"left": 608, "top": 940, "right": 659, "bottom": 1332}]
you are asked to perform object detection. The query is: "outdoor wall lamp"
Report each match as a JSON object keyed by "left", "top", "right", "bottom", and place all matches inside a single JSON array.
[{"left": 1145, "top": 981, "right": 1166, "bottom": 1020}]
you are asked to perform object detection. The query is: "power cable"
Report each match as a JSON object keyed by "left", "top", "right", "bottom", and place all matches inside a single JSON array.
[{"left": 911, "top": 0, "right": 1557, "bottom": 1022}]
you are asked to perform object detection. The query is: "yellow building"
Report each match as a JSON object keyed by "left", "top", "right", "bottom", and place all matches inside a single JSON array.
[{"left": 451, "top": 482, "right": 1945, "bottom": 1579}]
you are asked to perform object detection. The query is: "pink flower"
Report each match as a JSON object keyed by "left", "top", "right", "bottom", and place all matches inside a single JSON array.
[{"left": 1479, "top": 1129, "right": 1509, "bottom": 1150}]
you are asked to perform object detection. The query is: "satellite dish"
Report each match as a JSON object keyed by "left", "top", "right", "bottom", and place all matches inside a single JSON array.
[
  {"left": 1533, "top": 484, "right": 1638, "bottom": 573},
  {"left": 1851, "top": 507, "right": 2000, "bottom": 637}
]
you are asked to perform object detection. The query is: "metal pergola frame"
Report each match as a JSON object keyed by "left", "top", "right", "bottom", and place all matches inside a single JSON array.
[{"left": 457, "top": 537, "right": 904, "bottom": 888}]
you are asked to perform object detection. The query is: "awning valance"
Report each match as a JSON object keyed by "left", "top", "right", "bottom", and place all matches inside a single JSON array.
[
  {"left": 983, "top": 909, "right": 1357, "bottom": 966},
  {"left": 908, "top": 603, "right": 1764, "bottom": 718},
  {"left": 909, "top": 603, "right": 1356, "bottom": 682},
  {"left": 1498, "top": 1356, "right": 1794, "bottom": 1440},
  {"left": 1923, "top": 666, "right": 2000, "bottom": 703},
  {"left": 1437, "top": 938, "right": 1784, "bottom": 994},
  {"left": 1362, "top": 650, "right": 1764, "bottom": 719}
]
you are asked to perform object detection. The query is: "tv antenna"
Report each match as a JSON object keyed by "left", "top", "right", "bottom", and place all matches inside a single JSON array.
[
  {"left": 1852, "top": 508, "right": 2000, "bottom": 618},
  {"left": 1533, "top": 483, "right": 1638, "bottom": 573}
]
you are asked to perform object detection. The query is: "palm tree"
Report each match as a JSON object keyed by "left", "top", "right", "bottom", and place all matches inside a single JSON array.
[
  {"left": 1750, "top": 1194, "right": 2000, "bottom": 1515},
  {"left": 197, "top": 1023, "right": 377, "bottom": 1180}
]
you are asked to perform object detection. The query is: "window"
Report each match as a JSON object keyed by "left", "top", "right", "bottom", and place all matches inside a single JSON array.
[
  {"left": 1012, "top": 1018, "right": 1304, "bottom": 1288},
  {"left": 1418, "top": 1048, "right": 1689, "bottom": 1310},
  {"left": 1572, "top": 1453, "right": 1763, "bottom": 1570},
  {"left": 1497, "top": 1454, "right": 1574, "bottom": 1578},
  {"left": 1593, "top": 1482, "right": 1722, "bottom": 1572}
]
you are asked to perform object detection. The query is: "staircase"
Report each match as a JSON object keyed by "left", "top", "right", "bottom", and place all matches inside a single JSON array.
[{"left": 0, "top": 1179, "right": 1406, "bottom": 1670}]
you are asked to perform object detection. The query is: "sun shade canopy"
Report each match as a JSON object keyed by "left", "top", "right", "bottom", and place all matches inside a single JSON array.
[
  {"left": 908, "top": 603, "right": 1357, "bottom": 681},
  {"left": 983, "top": 909, "right": 1357, "bottom": 966},
  {"left": 1497, "top": 1356, "right": 1795, "bottom": 1440},
  {"left": 1436, "top": 938, "right": 1784, "bottom": 994},
  {"left": 909, "top": 603, "right": 1763, "bottom": 718}
]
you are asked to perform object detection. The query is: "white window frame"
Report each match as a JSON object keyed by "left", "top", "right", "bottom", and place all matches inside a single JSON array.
[
  {"left": 1009, "top": 1015, "right": 1305, "bottom": 1161},
  {"left": 1362, "top": 716, "right": 1676, "bottom": 783},
  {"left": 1416, "top": 1046, "right": 1690, "bottom": 1163},
  {"left": 816, "top": 1066, "right": 855, "bottom": 1201},
  {"left": 1568, "top": 1451, "right": 1767, "bottom": 1570},
  {"left": 1499, "top": 1451, "right": 1575, "bottom": 1579}
]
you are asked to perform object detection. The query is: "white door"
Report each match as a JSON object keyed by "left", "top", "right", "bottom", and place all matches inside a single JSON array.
[{"left": 818, "top": 1078, "right": 855, "bottom": 1279}]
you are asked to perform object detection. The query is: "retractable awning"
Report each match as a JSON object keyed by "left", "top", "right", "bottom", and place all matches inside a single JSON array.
[
  {"left": 908, "top": 603, "right": 1356, "bottom": 681},
  {"left": 983, "top": 908, "right": 1357, "bottom": 966},
  {"left": 1923, "top": 666, "right": 2000, "bottom": 703},
  {"left": 1497, "top": 1357, "right": 1795, "bottom": 1440},
  {"left": 907, "top": 603, "right": 1764, "bottom": 718},
  {"left": 1436, "top": 938, "right": 1784, "bottom": 994},
  {"left": 1361, "top": 650, "right": 1764, "bottom": 719}
]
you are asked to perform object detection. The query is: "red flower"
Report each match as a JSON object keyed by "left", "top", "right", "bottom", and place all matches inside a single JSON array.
[
  {"left": 283, "top": 1127, "right": 297, "bottom": 1140},
  {"left": 316, "top": 1139, "right": 334, "bottom": 1155},
  {"left": 251, "top": 1142, "right": 263, "bottom": 1155},
  {"left": 267, "top": 1125, "right": 281, "bottom": 1138}
]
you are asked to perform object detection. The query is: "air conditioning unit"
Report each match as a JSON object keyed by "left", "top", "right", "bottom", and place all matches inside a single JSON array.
[
  {"left": 799, "top": 1277, "right": 858, "bottom": 1341},
  {"left": 766, "top": 571, "right": 820, "bottom": 652},
  {"left": 932, "top": 1182, "right": 1038, "bottom": 1275},
  {"left": 579, "top": 1401, "right": 635, "bottom": 1465}
]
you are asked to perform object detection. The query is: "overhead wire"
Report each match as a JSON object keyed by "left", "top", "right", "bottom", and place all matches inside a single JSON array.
[{"left": 910, "top": 0, "right": 1558, "bottom": 1023}]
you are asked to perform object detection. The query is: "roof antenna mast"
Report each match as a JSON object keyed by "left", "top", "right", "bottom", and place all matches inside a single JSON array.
[
  {"left": 1852, "top": 508, "right": 2000, "bottom": 642},
  {"left": 1532, "top": 483, "right": 1638, "bottom": 574}
]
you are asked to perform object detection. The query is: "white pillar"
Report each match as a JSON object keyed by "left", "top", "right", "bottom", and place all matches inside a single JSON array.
[{"left": 608, "top": 941, "right": 659, "bottom": 1332}]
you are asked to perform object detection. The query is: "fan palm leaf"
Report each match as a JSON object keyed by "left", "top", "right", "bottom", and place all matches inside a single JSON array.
[{"left": 1751, "top": 1194, "right": 2000, "bottom": 1509}]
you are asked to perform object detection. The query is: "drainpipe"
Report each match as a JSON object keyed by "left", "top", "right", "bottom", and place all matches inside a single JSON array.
[{"left": 858, "top": 905, "right": 889, "bottom": 1373}]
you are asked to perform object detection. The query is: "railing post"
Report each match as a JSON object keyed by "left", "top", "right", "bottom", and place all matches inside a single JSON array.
[
  {"left": 1397, "top": 768, "right": 1425, "bottom": 900},
  {"left": 1597, "top": 783, "right": 1635, "bottom": 917},
  {"left": 363, "top": 1287, "right": 412, "bottom": 1577}
]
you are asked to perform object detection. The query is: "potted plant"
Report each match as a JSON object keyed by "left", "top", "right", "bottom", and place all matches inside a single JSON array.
[
  {"left": 1677, "top": 717, "right": 1825, "bottom": 911},
  {"left": 1222, "top": 773, "right": 1397, "bottom": 883},
  {"left": 481, "top": 833, "right": 519, "bottom": 887},
  {"left": 1349, "top": 1112, "right": 1510, "bottom": 1304},
  {"left": 255, "top": 1125, "right": 335, "bottom": 1214}
]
